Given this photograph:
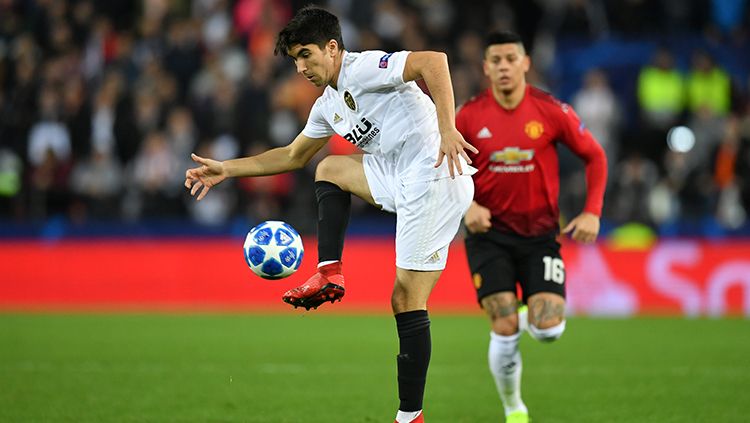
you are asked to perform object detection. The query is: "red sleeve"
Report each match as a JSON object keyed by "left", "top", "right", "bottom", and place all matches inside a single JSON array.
[
  {"left": 555, "top": 103, "right": 608, "bottom": 216},
  {"left": 456, "top": 104, "right": 476, "bottom": 161}
]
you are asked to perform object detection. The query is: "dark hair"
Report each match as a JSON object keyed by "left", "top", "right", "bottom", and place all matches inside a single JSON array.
[
  {"left": 274, "top": 6, "right": 345, "bottom": 56},
  {"left": 485, "top": 31, "right": 525, "bottom": 53}
]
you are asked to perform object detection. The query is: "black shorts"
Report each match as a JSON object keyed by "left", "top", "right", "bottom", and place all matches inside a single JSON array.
[{"left": 465, "top": 229, "right": 566, "bottom": 304}]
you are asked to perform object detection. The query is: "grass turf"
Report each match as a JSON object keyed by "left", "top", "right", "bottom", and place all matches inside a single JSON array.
[{"left": 0, "top": 314, "right": 748, "bottom": 423}]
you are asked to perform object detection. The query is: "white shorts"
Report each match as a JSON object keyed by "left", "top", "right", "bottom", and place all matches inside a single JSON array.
[{"left": 363, "top": 154, "right": 474, "bottom": 271}]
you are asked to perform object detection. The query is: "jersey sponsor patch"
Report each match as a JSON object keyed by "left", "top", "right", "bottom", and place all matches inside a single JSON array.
[
  {"left": 379, "top": 52, "right": 393, "bottom": 68},
  {"left": 477, "top": 127, "right": 493, "bottom": 139},
  {"left": 490, "top": 147, "right": 534, "bottom": 164},
  {"left": 524, "top": 120, "right": 544, "bottom": 139}
]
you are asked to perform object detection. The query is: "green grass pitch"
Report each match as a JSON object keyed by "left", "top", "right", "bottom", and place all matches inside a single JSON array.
[{"left": 1, "top": 313, "right": 748, "bottom": 422}]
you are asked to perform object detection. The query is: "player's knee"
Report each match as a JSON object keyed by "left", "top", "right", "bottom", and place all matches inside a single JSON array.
[
  {"left": 490, "top": 316, "right": 519, "bottom": 336},
  {"left": 528, "top": 319, "right": 566, "bottom": 343},
  {"left": 315, "top": 156, "right": 343, "bottom": 185}
]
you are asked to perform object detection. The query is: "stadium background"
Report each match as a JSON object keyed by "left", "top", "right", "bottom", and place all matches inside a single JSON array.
[
  {"left": 1, "top": 0, "right": 749, "bottom": 315},
  {"left": 1, "top": 2, "right": 749, "bottom": 422}
]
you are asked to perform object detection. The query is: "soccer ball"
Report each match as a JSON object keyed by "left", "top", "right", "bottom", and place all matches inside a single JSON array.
[{"left": 243, "top": 220, "right": 304, "bottom": 279}]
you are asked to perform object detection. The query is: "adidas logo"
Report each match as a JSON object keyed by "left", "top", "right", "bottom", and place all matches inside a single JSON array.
[
  {"left": 477, "top": 127, "right": 492, "bottom": 139},
  {"left": 333, "top": 113, "right": 343, "bottom": 123},
  {"left": 427, "top": 251, "right": 441, "bottom": 263}
]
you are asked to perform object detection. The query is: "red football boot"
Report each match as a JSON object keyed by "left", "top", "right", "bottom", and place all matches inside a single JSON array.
[
  {"left": 282, "top": 261, "right": 345, "bottom": 310},
  {"left": 394, "top": 410, "right": 424, "bottom": 423}
]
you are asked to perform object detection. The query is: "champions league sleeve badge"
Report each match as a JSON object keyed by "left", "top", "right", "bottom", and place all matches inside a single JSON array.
[{"left": 379, "top": 52, "right": 393, "bottom": 68}]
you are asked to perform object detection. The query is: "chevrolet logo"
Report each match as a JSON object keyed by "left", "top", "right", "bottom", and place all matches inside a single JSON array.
[{"left": 490, "top": 147, "right": 534, "bottom": 164}]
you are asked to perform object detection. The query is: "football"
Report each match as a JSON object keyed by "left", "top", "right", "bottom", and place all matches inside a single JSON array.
[{"left": 243, "top": 220, "right": 304, "bottom": 279}]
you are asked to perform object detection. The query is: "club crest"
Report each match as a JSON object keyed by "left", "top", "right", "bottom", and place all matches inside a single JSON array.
[
  {"left": 344, "top": 91, "right": 357, "bottom": 111},
  {"left": 524, "top": 120, "right": 544, "bottom": 140}
]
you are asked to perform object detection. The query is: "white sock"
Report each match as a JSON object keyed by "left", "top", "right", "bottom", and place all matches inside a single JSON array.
[
  {"left": 489, "top": 331, "right": 527, "bottom": 416},
  {"left": 395, "top": 409, "right": 422, "bottom": 422},
  {"left": 317, "top": 260, "right": 339, "bottom": 268}
]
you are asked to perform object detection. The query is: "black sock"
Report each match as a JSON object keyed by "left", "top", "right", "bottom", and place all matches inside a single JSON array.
[
  {"left": 395, "top": 310, "right": 431, "bottom": 412},
  {"left": 315, "top": 181, "right": 350, "bottom": 262}
]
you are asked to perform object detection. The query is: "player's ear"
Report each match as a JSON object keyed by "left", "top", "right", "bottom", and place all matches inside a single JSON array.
[{"left": 327, "top": 39, "right": 338, "bottom": 56}]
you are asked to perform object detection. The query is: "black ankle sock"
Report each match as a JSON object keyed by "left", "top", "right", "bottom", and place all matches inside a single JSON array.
[
  {"left": 395, "top": 310, "right": 431, "bottom": 412},
  {"left": 315, "top": 181, "right": 350, "bottom": 262}
]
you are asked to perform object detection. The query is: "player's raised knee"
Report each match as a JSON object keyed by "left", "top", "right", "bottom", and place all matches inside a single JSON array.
[{"left": 315, "top": 155, "right": 342, "bottom": 183}]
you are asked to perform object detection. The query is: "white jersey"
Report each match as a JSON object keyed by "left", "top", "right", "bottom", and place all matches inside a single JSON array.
[{"left": 302, "top": 50, "right": 475, "bottom": 182}]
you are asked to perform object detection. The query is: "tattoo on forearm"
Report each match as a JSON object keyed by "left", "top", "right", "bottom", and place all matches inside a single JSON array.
[{"left": 530, "top": 299, "right": 565, "bottom": 325}]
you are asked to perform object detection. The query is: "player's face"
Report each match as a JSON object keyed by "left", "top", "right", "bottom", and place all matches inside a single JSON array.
[
  {"left": 288, "top": 41, "right": 338, "bottom": 87},
  {"left": 483, "top": 43, "right": 529, "bottom": 94}
]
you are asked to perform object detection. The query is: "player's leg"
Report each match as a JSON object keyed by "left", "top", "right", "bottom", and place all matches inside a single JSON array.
[
  {"left": 391, "top": 175, "right": 473, "bottom": 423},
  {"left": 466, "top": 231, "right": 527, "bottom": 421},
  {"left": 518, "top": 236, "right": 567, "bottom": 342},
  {"left": 282, "top": 154, "right": 376, "bottom": 309},
  {"left": 392, "top": 267, "right": 439, "bottom": 423}
]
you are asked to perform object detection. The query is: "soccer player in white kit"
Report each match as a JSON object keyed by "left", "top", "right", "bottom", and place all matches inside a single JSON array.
[{"left": 184, "top": 6, "right": 476, "bottom": 422}]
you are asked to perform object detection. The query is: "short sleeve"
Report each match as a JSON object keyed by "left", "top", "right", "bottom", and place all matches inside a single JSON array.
[
  {"left": 302, "top": 97, "right": 334, "bottom": 139},
  {"left": 351, "top": 50, "right": 410, "bottom": 91}
]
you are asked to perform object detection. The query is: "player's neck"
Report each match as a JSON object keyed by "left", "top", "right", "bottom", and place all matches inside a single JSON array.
[
  {"left": 492, "top": 81, "right": 526, "bottom": 110},
  {"left": 329, "top": 50, "right": 346, "bottom": 90}
]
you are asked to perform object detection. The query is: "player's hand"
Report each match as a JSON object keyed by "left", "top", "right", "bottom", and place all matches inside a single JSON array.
[
  {"left": 435, "top": 128, "right": 478, "bottom": 179},
  {"left": 464, "top": 201, "right": 492, "bottom": 234},
  {"left": 562, "top": 212, "right": 600, "bottom": 244},
  {"left": 184, "top": 153, "right": 227, "bottom": 200}
]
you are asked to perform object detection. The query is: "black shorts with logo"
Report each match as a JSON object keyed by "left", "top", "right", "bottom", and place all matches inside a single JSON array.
[{"left": 465, "top": 228, "right": 566, "bottom": 304}]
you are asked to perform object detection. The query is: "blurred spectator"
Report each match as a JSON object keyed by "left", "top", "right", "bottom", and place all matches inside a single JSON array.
[
  {"left": 234, "top": 59, "right": 273, "bottom": 148},
  {"left": 607, "top": 152, "right": 660, "bottom": 225},
  {"left": 636, "top": 47, "right": 685, "bottom": 163},
  {"left": 125, "top": 131, "right": 182, "bottom": 219},
  {"left": 713, "top": 116, "right": 748, "bottom": 228},
  {"left": 63, "top": 77, "right": 91, "bottom": 161},
  {"left": 572, "top": 68, "right": 621, "bottom": 168},
  {"left": 166, "top": 106, "right": 198, "bottom": 159},
  {"left": 686, "top": 49, "right": 731, "bottom": 117},
  {"left": 0, "top": 148, "right": 22, "bottom": 218},
  {"left": 27, "top": 85, "right": 70, "bottom": 167},
  {"left": 186, "top": 139, "right": 238, "bottom": 225},
  {"left": 637, "top": 47, "right": 685, "bottom": 130},
  {"left": 26, "top": 85, "right": 72, "bottom": 220},
  {"left": 69, "top": 149, "right": 123, "bottom": 220}
]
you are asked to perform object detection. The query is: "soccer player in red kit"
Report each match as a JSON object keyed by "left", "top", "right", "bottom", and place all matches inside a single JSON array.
[{"left": 456, "top": 31, "right": 607, "bottom": 423}]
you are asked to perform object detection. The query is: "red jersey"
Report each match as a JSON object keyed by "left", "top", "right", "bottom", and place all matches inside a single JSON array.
[{"left": 456, "top": 85, "right": 607, "bottom": 237}]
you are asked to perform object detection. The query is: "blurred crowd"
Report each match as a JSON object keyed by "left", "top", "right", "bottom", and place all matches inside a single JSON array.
[{"left": 0, "top": 0, "right": 749, "bottom": 235}]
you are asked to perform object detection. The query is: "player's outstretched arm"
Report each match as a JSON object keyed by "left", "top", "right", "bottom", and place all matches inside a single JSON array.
[
  {"left": 185, "top": 154, "right": 227, "bottom": 200},
  {"left": 403, "top": 51, "right": 478, "bottom": 178},
  {"left": 184, "top": 133, "right": 329, "bottom": 200},
  {"left": 562, "top": 212, "right": 600, "bottom": 244}
]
